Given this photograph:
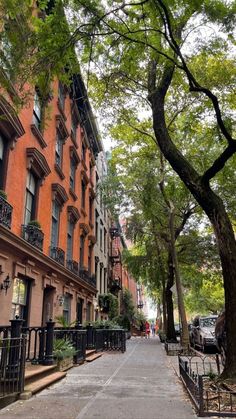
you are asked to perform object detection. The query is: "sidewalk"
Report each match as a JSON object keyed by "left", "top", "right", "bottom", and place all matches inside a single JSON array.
[{"left": 0, "top": 337, "right": 200, "bottom": 418}]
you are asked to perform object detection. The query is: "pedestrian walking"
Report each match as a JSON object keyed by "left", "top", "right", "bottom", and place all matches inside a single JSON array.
[
  {"left": 151, "top": 322, "right": 155, "bottom": 336},
  {"left": 145, "top": 320, "right": 150, "bottom": 338},
  {"left": 140, "top": 321, "right": 145, "bottom": 338}
]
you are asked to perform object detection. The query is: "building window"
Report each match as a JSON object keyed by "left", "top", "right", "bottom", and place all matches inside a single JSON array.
[
  {"left": 95, "top": 210, "right": 99, "bottom": 242},
  {"left": 71, "top": 113, "right": 77, "bottom": 141},
  {"left": 81, "top": 180, "right": 86, "bottom": 208},
  {"left": 86, "top": 302, "right": 92, "bottom": 322},
  {"left": 88, "top": 245, "right": 92, "bottom": 275},
  {"left": 100, "top": 224, "right": 103, "bottom": 251},
  {"left": 24, "top": 171, "right": 37, "bottom": 225},
  {"left": 58, "top": 82, "right": 65, "bottom": 111},
  {"left": 67, "top": 220, "right": 74, "bottom": 261},
  {"left": 63, "top": 294, "right": 71, "bottom": 324},
  {"left": 104, "top": 229, "right": 107, "bottom": 253},
  {"left": 70, "top": 158, "right": 76, "bottom": 191},
  {"left": 55, "top": 129, "right": 64, "bottom": 168},
  {"left": 32, "top": 90, "right": 42, "bottom": 131},
  {"left": 100, "top": 264, "right": 103, "bottom": 294},
  {"left": 0, "top": 134, "right": 7, "bottom": 189},
  {"left": 80, "top": 234, "right": 85, "bottom": 267},
  {"left": 82, "top": 143, "right": 86, "bottom": 162},
  {"left": 51, "top": 200, "right": 60, "bottom": 248},
  {"left": 95, "top": 259, "right": 98, "bottom": 288},
  {"left": 89, "top": 197, "right": 93, "bottom": 223},
  {"left": 104, "top": 269, "right": 106, "bottom": 294},
  {"left": 11, "top": 277, "right": 29, "bottom": 322}
]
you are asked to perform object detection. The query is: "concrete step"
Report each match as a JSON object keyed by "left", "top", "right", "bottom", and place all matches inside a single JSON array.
[
  {"left": 86, "top": 349, "right": 96, "bottom": 357},
  {"left": 25, "top": 365, "right": 56, "bottom": 383},
  {"left": 86, "top": 353, "right": 102, "bottom": 363},
  {"left": 24, "top": 371, "right": 66, "bottom": 395}
]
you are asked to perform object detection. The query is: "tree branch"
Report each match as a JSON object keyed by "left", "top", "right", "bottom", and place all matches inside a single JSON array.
[{"left": 202, "top": 143, "right": 236, "bottom": 184}]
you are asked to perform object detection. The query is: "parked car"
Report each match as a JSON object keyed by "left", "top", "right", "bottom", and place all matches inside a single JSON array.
[
  {"left": 215, "top": 311, "right": 226, "bottom": 365},
  {"left": 174, "top": 323, "right": 181, "bottom": 337},
  {"left": 190, "top": 315, "right": 218, "bottom": 352}
]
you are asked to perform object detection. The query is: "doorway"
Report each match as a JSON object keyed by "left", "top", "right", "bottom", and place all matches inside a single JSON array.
[
  {"left": 42, "top": 287, "right": 54, "bottom": 326},
  {"left": 77, "top": 298, "right": 83, "bottom": 324}
]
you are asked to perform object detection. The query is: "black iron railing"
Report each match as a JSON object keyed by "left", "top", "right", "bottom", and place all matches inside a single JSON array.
[
  {"left": 0, "top": 326, "right": 11, "bottom": 340},
  {"left": 95, "top": 329, "right": 104, "bottom": 352},
  {"left": 103, "top": 329, "right": 126, "bottom": 353},
  {"left": 22, "top": 326, "right": 46, "bottom": 364},
  {"left": 66, "top": 260, "right": 79, "bottom": 275},
  {"left": 50, "top": 247, "right": 65, "bottom": 266},
  {"left": 0, "top": 336, "right": 26, "bottom": 398},
  {"left": 179, "top": 355, "right": 236, "bottom": 417},
  {"left": 0, "top": 321, "right": 127, "bottom": 402},
  {"left": 54, "top": 328, "right": 87, "bottom": 364},
  {"left": 79, "top": 268, "right": 96, "bottom": 288},
  {"left": 21, "top": 225, "right": 44, "bottom": 250},
  {"left": 0, "top": 196, "right": 12, "bottom": 229}
]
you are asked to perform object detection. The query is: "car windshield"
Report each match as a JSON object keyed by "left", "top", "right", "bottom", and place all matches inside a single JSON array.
[{"left": 200, "top": 318, "right": 217, "bottom": 327}]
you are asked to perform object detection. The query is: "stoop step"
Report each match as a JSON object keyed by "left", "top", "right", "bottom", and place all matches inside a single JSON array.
[
  {"left": 24, "top": 371, "right": 66, "bottom": 394},
  {"left": 86, "top": 353, "right": 102, "bottom": 362},
  {"left": 25, "top": 365, "right": 56, "bottom": 383}
]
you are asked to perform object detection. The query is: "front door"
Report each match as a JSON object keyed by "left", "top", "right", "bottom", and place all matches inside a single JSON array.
[
  {"left": 77, "top": 298, "right": 83, "bottom": 324},
  {"left": 42, "top": 287, "right": 54, "bottom": 326}
]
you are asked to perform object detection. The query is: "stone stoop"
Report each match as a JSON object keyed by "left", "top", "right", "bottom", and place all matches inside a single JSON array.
[
  {"left": 85, "top": 349, "right": 103, "bottom": 363},
  {"left": 20, "top": 365, "right": 66, "bottom": 399}
]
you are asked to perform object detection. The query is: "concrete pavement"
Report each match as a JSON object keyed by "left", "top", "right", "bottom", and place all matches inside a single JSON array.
[{"left": 0, "top": 337, "right": 205, "bottom": 418}]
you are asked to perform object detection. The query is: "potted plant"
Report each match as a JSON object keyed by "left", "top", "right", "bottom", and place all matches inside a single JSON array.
[
  {"left": 27, "top": 220, "right": 41, "bottom": 229},
  {"left": 53, "top": 338, "right": 76, "bottom": 371},
  {"left": 0, "top": 190, "right": 7, "bottom": 200}
]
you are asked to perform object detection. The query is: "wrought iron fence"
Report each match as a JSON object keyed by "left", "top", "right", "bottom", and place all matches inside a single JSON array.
[
  {"left": 95, "top": 329, "right": 104, "bottom": 352},
  {"left": 179, "top": 355, "right": 236, "bottom": 417},
  {"left": 49, "top": 246, "right": 65, "bottom": 265},
  {"left": 0, "top": 336, "right": 26, "bottom": 398},
  {"left": 0, "top": 196, "right": 12, "bottom": 229},
  {"left": 22, "top": 327, "right": 46, "bottom": 364},
  {"left": 54, "top": 328, "right": 87, "bottom": 364},
  {"left": 21, "top": 225, "right": 44, "bottom": 250},
  {"left": 0, "top": 326, "right": 11, "bottom": 340},
  {"left": 103, "top": 329, "right": 126, "bottom": 353}
]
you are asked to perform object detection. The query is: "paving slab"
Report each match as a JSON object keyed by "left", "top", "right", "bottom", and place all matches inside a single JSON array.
[{"left": 0, "top": 337, "right": 229, "bottom": 418}]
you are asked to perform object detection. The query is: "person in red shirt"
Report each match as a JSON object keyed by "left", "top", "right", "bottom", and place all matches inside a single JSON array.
[{"left": 145, "top": 320, "right": 150, "bottom": 338}]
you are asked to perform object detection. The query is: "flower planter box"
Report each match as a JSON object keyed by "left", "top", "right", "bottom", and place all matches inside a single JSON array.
[{"left": 56, "top": 357, "right": 74, "bottom": 372}]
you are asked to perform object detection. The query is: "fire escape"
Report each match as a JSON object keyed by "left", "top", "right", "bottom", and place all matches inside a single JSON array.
[{"left": 109, "top": 227, "right": 122, "bottom": 294}]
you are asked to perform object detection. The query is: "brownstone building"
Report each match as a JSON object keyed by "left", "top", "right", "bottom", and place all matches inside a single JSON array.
[{"left": 0, "top": 74, "right": 103, "bottom": 326}]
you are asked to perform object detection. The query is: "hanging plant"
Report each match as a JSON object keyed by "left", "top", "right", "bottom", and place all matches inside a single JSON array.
[
  {"left": 0, "top": 190, "right": 7, "bottom": 200},
  {"left": 27, "top": 220, "right": 41, "bottom": 229}
]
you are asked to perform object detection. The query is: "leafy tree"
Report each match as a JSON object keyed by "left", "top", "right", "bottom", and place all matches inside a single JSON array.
[
  {"left": 72, "top": 0, "right": 236, "bottom": 379},
  {"left": 1, "top": 0, "right": 236, "bottom": 379}
]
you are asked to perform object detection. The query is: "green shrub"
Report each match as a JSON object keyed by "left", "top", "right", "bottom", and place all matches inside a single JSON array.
[
  {"left": 53, "top": 339, "right": 76, "bottom": 360},
  {"left": 27, "top": 220, "right": 41, "bottom": 228},
  {"left": 85, "top": 319, "right": 122, "bottom": 329},
  {"left": 98, "top": 293, "right": 119, "bottom": 319}
]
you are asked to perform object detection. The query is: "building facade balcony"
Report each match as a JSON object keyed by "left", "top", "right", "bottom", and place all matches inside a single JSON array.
[
  {"left": 66, "top": 259, "right": 79, "bottom": 275},
  {"left": 50, "top": 246, "right": 65, "bottom": 266},
  {"left": 79, "top": 268, "right": 96, "bottom": 288},
  {"left": 22, "top": 224, "right": 44, "bottom": 250},
  {"left": 0, "top": 195, "right": 13, "bottom": 229}
]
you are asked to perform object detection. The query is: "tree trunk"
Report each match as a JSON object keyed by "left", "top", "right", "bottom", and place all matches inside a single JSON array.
[
  {"left": 151, "top": 70, "right": 236, "bottom": 377},
  {"left": 166, "top": 250, "right": 177, "bottom": 342},
  {"left": 162, "top": 278, "right": 167, "bottom": 334},
  {"left": 169, "top": 207, "right": 189, "bottom": 348}
]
